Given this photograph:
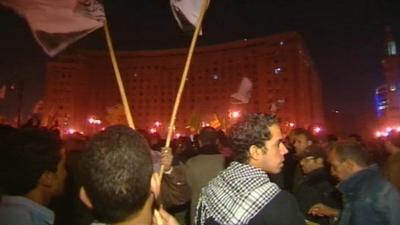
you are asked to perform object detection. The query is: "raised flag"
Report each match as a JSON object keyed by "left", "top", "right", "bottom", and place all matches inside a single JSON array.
[
  {"left": 170, "top": 0, "right": 209, "bottom": 32},
  {"left": 0, "top": 0, "right": 105, "bottom": 56},
  {"left": 210, "top": 113, "right": 221, "bottom": 129},
  {"left": 230, "top": 77, "right": 253, "bottom": 104},
  {"left": 186, "top": 111, "right": 201, "bottom": 133},
  {"left": 270, "top": 99, "right": 286, "bottom": 115}
]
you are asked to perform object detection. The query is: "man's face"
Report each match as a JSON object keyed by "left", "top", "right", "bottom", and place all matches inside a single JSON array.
[
  {"left": 300, "top": 156, "right": 322, "bottom": 174},
  {"left": 259, "top": 124, "right": 288, "bottom": 174},
  {"left": 328, "top": 150, "right": 349, "bottom": 181},
  {"left": 293, "top": 134, "right": 311, "bottom": 156}
]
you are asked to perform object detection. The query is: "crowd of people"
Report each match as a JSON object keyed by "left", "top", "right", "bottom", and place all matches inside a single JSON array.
[{"left": 0, "top": 113, "right": 400, "bottom": 225}]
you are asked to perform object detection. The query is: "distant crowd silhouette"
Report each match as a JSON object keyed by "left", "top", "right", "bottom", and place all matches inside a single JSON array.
[{"left": 1, "top": 113, "right": 400, "bottom": 225}]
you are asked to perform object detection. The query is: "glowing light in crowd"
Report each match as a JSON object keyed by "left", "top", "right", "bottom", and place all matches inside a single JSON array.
[
  {"left": 375, "top": 131, "right": 389, "bottom": 138},
  {"left": 313, "top": 126, "right": 322, "bottom": 134},
  {"left": 88, "top": 116, "right": 101, "bottom": 125},
  {"left": 67, "top": 128, "right": 76, "bottom": 134},
  {"left": 229, "top": 111, "right": 241, "bottom": 119},
  {"left": 154, "top": 121, "right": 161, "bottom": 127},
  {"left": 201, "top": 121, "right": 211, "bottom": 127},
  {"left": 175, "top": 133, "right": 181, "bottom": 138},
  {"left": 149, "top": 128, "right": 157, "bottom": 133},
  {"left": 289, "top": 122, "right": 295, "bottom": 128},
  {"left": 374, "top": 126, "right": 400, "bottom": 138}
]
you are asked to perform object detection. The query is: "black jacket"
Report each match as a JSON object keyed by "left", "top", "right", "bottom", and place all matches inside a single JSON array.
[
  {"left": 204, "top": 190, "right": 306, "bottom": 225},
  {"left": 293, "top": 168, "right": 341, "bottom": 225}
]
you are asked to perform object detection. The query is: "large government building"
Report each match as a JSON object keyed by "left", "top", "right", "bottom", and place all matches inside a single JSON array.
[
  {"left": 375, "top": 26, "right": 400, "bottom": 132},
  {"left": 42, "top": 32, "right": 324, "bottom": 136}
]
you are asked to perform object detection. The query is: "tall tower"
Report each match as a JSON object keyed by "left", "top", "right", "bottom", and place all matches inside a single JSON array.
[{"left": 380, "top": 25, "right": 400, "bottom": 127}]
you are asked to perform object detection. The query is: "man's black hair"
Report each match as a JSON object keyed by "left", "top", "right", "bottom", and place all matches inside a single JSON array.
[
  {"left": 79, "top": 125, "right": 153, "bottom": 224},
  {"left": 0, "top": 128, "right": 63, "bottom": 195},
  {"left": 228, "top": 113, "right": 279, "bottom": 163},
  {"left": 198, "top": 126, "right": 219, "bottom": 146},
  {"left": 334, "top": 141, "right": 372, "bottom": 167},
  {"left": 294, "top": 128, "right": 314, "bottom": 143}
]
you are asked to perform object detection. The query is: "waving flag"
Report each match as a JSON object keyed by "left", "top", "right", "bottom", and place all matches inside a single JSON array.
[
  {"left": 231, "top": 77, "right": 253, "bottom": 104},
  {"left": 0, "top": 0, "right": 105, "bottom": 56},
  {"left": 170, "top": 0, "right": 209, "bottom": 32}
]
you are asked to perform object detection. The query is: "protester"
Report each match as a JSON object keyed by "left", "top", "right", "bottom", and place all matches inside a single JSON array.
[
  {"left": 78, "top": 125, "right": 179, "bottom": 225},
  {"left": 294, "top": 145, "right": 341, "bottom": 225},
  {"left": 0, "top": 128, "right": 66, "bottom": 225},
  {"left": 185, "top": 126, "right": 226, "bottom": 225},
  {"left": 196, "top": 113, "right": 306, "bottom": 225},
  {"left": 309, "top": 141, "right": 400, "bottom": 225}
]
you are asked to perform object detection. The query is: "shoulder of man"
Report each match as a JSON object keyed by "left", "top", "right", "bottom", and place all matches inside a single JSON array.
[{"left": 248, "top": 190, "right": 306, "bottom": 225}]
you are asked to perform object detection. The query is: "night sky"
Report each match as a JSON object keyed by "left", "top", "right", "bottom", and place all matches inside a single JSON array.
[{"left": 0, "top": 0, "right": 400, "bottom": 137}]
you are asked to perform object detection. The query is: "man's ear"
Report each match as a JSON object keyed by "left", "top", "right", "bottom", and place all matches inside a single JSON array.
[
  {"left": 249, "top": 145, "right": 264, "bottom": 160},
  {"left": 79, "top": 187, "right": 93, "bottom": 209},
  {"left": 38, "top": 171, "right": 54, "bottom": 188},
  {"left": 150, "top": 172, "right": 161, "bottom": 198}
]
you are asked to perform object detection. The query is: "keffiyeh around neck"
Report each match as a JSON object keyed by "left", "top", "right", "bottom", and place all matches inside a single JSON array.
[{"left": 196, "top": 162, "right": 281, "bottom": 225}]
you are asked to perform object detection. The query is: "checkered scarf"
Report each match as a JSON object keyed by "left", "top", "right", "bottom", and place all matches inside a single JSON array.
[{"left": 196, "top": 162, "right": 281, "bottom": 225}]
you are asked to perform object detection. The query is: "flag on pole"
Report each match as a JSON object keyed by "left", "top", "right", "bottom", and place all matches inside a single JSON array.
[
  {"left": 210, "top": 113, "right": 221, "bottom": 129},
  {"left": 270, "top": 99, "right": 286, "bottom": 115},
  {"left": 0, "top": 0, "right": 105, "bottom": 56},
  {"left": 186, "top": 112, "right": 201, "bottom": 133},
  {"left": 170, "top": 0, "right": 209, "bottom": 32},
  {"left": 230, "top": 77, "right": 253, "bottom": 104},
  {"left": 0, "top": 85, "right": 6, "bottom": 100}
]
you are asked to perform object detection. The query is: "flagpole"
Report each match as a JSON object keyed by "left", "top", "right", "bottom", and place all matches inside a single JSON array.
[
  {"left": 161, "top": 0, "right": 209, "bottom": 176},
  {"left": 103, "top": 20, "right": 135, "bottom": 129}
]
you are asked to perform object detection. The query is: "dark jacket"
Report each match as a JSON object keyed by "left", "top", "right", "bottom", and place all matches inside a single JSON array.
[
  {"left": 204, "top": 190, "right": 306, "bottom": 225},
  {"left": 337, "top": 164, "right": 400, "bottom": 225},
  {"left": 186, "top": 144, "right": 225, "bottom": 225},
  {"left": 294, "top": 168, "right": 341, "bottom": 225}
]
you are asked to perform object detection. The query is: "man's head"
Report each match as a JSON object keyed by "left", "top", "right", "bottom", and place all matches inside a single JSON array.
[
  {"left": 328, "top": 141, "right": 372, "bottom": 181},
  {"left": 293, "top": 128, "right": 313, "bottom": 157},
  {"left": 79, "top": 125, "right": 155, "bottom": 224},
  {"left": 228, "top": 113, "right": 288, "bottom": 174},
  {"left": 198, "top": 126, "right": 219, "bottom": 147},
  {"left": 1, "top": 128, "right": 65, "bottom": 202},
  {"left": 299, "top": 145, "right": 327, "bottom": 174}
]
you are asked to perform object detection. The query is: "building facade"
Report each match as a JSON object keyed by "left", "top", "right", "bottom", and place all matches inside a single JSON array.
[
  {"left": 43, "top": 32, "right": 324, "bottom": 136},
  {"left": 375, "top": 26, "right": 400, "bottom": 130}
]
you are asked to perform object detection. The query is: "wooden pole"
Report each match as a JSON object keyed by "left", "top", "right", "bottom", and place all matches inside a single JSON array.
[
  {"left": 161, "top": 0, "right": 209, "bottom": 176},
  {"left": 103, "top": 20, "right": 135, "bottom": 129}
]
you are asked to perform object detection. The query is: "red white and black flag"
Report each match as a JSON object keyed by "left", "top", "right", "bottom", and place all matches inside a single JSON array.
[{"left": 0, "top": 0, "right": 105, "bottom": 56}]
